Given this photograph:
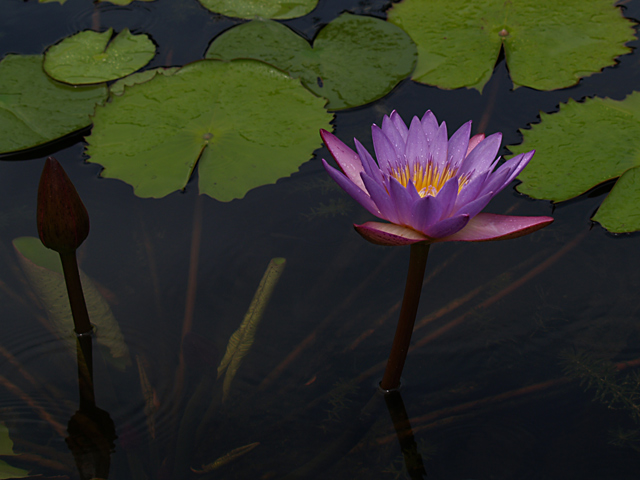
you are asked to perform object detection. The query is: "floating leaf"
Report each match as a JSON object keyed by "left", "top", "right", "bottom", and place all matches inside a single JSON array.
[
  {"left": 43, "top": 28, "right": 155, "bottom": 85},
  {"left": 191, "top": 442, "right": 260, "bottom": 473},
  {"left": 98, "top": 0, "right": 154, "bottom": 4},
  {"left": 0, "top": 423, "right": 30, "bottom": 479},
  {"left": 198, "top": 0, "right": 317, "bottom": 19},
  {"left": 509, "top": 93, "right": 640, "bottom": 233},
  {"left": 206, "top": 14, "right": 416, "bottom": 110},
  {"left": 0, "top": 55, "right": 107, "bottom": 155},
  {"left": 110, "top": 67, "right": 179, "bottom": 95},
  {"left": 13, "top": 236, "right": 131, "bottom": 369},
  {"left": 218, "top": 258, "right": 286, "bottom": 402},
  {"left": 86, "top": 59, "right": 333, "bottom": 200},
  {"left": 388, "top": 0, "right": 635, "bottom": 91}
]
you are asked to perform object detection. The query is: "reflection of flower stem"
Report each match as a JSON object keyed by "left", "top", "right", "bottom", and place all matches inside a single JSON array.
[
  {"left": 380, "top": 243, "right": 430, "bottom": 391},
  {"left": 384, "top": 390, "right": 426, "bottom": 479}
]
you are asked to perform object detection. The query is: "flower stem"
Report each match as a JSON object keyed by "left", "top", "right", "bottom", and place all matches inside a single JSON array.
[
  {"left": 59, "top": 252, "right": 92, "bottom": 335},
  {"left": 380, "top": 243, "right": 430, "bottom": 391}
]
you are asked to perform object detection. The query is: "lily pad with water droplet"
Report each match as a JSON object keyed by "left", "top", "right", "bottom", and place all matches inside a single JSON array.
[
  {"left": 0, "top": 55, "right": 108, "bottom": 155},
  {"left": 509, "top": 93, "right": 640, "bottom": 233},
  {"left": 388, "top": 0, "right": 634, "bottom": 91},
  {"left": 198, "top": 0, "right": 317, "bottom": 19},
  {"left": 44, "top": 28, "right": 156, "bottom": 85},
  {"left": 205, "top": 13, "right": 416, "bottom": 110},
  {"left": 86, "top": 59, "right": 333, "bottom": 200}
]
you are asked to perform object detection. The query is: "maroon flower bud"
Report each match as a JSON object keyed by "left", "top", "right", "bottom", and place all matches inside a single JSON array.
[{"left": 37, "top": 157, "right": 90, "bottom": 254}]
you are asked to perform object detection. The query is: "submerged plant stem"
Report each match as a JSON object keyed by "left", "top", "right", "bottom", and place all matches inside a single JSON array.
[{"left": 380, "top": 243, "right": 430, "bottom": 391}]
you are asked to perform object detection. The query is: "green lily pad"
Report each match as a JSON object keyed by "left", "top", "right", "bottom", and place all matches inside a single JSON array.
[
  {"left": 13, "top": 236, "right": 131, "bottom": 370},
  {"left": 110, "top": 67, "right": 179, "bottom": 95},
  {"left": 0, "top": 55, "right": 108, "bottom": 155},
  {"left": 86, "top": 59, "right": 333, "bottom": 200},
  {"left": 509, "top": 93, "right": 640, "bottom": 233},
  {"left": 388, "top": 0, "right": 634, "bottom": 91},
  {"left": 198, "top": 0, "right": 317, "bottom": 19},
  {"left": 44, "top": 28, "right": 156, "bottom": 85},
  {"left": 205, "top": 14, "right": 416, "bottom": 110},
  {"left": 0, "top": 424, "right": 29, "bottom": 480}
]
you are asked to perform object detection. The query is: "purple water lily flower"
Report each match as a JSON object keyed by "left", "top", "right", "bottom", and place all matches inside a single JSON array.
[{"left": 321, "top": 110, "right": 553, "bottom": 246}]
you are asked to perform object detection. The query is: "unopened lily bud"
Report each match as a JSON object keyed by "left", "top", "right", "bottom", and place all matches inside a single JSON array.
[{"left": 37, "top": 157, "right": 90, "bottom": 254}]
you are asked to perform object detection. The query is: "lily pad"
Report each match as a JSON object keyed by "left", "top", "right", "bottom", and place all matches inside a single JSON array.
[
  {"left": 44, "top": 28, "right": 156, "bottom": 85},
  {"left": 98, "top": 0, "right": 154, "bottom": 4},
  {"left": 205, "top": 14, "right": 416, "bottom": 110},
  {"left": 0, "top": 55, "right": 108, "bottom": 155},
  {"left": 86, "top": 59, "right": 333, "bottom": 200},
  {"left": 13, "top": 236, "right": 131, "bottom": 370},
  {"left": 387, "top": 0, "right": 634, "bottom": 91},
  {"left": 110, "top": 67, "right": 179, "bottom": 95},
  {"left": 198, "top": 0, "right": 317, "bottom": 19},
  {"left": 0, "top": 424, "right": 29, "bottom": 479},
  {"left": 509, "top": 93, "right": 640, "bottom": 233}
]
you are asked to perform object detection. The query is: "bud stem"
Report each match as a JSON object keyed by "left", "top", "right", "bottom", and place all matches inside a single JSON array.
[{"left": 59, "top": 252, "right": 93, "bottom": 336}]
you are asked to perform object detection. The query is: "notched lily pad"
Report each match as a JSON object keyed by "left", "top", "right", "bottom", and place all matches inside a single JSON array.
[
  {"left": 110, "top": 67, "right": 179, "bottom": 95},
  {"left": 44, "top": 28, "right": 156, "bottom": 85},
  {"left": 86, "top": 59, "right": 333, "bottom": 200},
  {"left": 206, "top": 13, "right": 416, "bottom": 110},
  {"left": 198, "top": 0, "right": 317, "bottom": 19},
  {"left": 509, "top": 93, "right": 640, "bottom": 233},
  {"left": 388, "top": 0, "right": 635, "bottom": 91},
  {"left": 0, "top": 54, "right": 108, "bottom": 155}
]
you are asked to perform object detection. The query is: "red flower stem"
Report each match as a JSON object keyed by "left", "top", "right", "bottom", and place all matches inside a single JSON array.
[
  {"left": 380, "top": 243, "right": 430, "bottom": 391},
  {"left": 59, "top": 252, "right": 92, "bottom": 335}
]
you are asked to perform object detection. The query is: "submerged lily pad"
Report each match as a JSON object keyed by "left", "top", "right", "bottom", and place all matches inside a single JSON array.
[
  {"left": 98, "top": 0, "right": 154, "bottom": 4},
  {"left": 509, "top": 93, "right": 640, "bottom": 233},
  {"left": 198, "top": 0, "right": 317, "bottom": 19},
  {"left": 0, "top": 424, "right": 29, "bottom": 479},
  {"left": 388, "top": 0, "right": 634, "bottom": 91},
  {"left": 86, "top": 59, "right": 333, "bottom": 200},
  {"left": 206, "top": 14, "right": 416, "bottom": 110},
  {"left": 44, "top": 28, "right": 156, "bottom": 85},
  {"left": 0, "top": 55, "right": 108, "bottom": 155},
  {"left": 13, "top": 236, "right": 131, "bottom": 369}
]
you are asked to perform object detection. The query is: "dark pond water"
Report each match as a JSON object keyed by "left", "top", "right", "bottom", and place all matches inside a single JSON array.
[{"left": 3, "top": 0, "right": 640, "bottom": 479}]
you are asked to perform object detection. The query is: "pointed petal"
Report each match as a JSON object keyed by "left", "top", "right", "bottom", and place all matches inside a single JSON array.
[
  {"left": 424, "top": 214, "right": 470, "bottom": 238},
  {"left": 362, "top": 173, "right": 399, "bottom": 224},
  {"left": 504, "top": 150, "right": 535, "bottom": 185},
  {"left": 466, "top": 133, "right": 485, "bottom": 155},
  {"left": 389, "top": 177, "right": 414, "bottom": 226},
  {"left": 437, "top": 213, "right": 554, "bottom": 242},
  {"left": 454, "top": 171, "right": 489, "bottom": 211},
  {"left": 390, "top": 110, "right": 409, "bottom": 143},
  {"left": 355, "top": 221, "right": 430, "bottom": 246},
  {"left": 372, "top": 125, "right": 400, "bottom": 172},
  {"left": 421, "top": 110, "right": 439, "bottom": 146},
  {"left": 382, "top": 114, "right": 406, "bottom": 152},
  {"left": 460, "top": 132, "right": 502, "bottom": 175},
  {"left": 430, "top": 121, "right": 448, "bottom": 168},
  {"left": 478, "top": 166, "right": 511, "bottom": 198},
  {"left": 322, "top": 160, "right": 380, "bottom": 217},
  {"left": 456, "top": 191, "right": 494, "bottom": 218},
  {"left": 354, "top": 139, "right": 383, "bottom": 183},
  {"left": 448, "top": 121, "right": 471, "bottom": 169},
  {"left": 321, "top": 130, "right": 366, "bottom": 191},
  {"left": 434, "top": 177, "right": 459, "bottom": 219},
  {"left": 410, "top": 194, "right": 442, "bottom": 234},
  {"left": 405, "top": 117, "right": 429, "bottom": 169}
]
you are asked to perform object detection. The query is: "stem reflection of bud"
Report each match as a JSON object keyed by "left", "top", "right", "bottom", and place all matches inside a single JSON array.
[{"left": 37, "top": 157, "right": 90, "bottom": 254}]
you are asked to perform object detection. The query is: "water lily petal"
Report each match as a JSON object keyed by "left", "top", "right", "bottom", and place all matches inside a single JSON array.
[
  {"left": 390, "top": 110, "right": 408, "bottom": 143},
  {"left": 389, "top": 177, "right": 414, "bottom": 226},
  {"left": 355, "top": 221, "right": 429, "bottom": 246},
  {"left": 456, "top": 191, "right": 494, "bottom": 218},
  {"left": 354, "top": 139, "right": 383, "bottom": 183},
  {"left": 437, "top": 213, "right": 554, "bottom": 242},
  {"left": 431, "top": 121, "right": 448, "bottom": 168},
  {"left": 382, "top": 114, "right": 406, "bottom": 152},
  {"left": 453, "top": 171, "right": 490, "bottom": 211},
  {"left": 322, "top": 160, "right": 380, "bottom": 216},
  {"left": 372, "top": 125, "right": 400, "bottom": 172},
  {"left": 362, "top": 172, "right": 399, "bottom": 224},
  {"left": 460, "top": 132, "right": 502, "bottom": 175},
  {"left": 434, "top": 177, "right": 459, "bottom": 219},
  {"left": 448, "top": 121, "right": 471, "bottom": 169},
  {"left": 320, "top": 130, "right": 366, "bottom": 191},
  {"left": 405, "top": 116, "right": 429, "bottom": 170},
  {"left": 466, "top": 133, "right": 485, "bottom": 155},
  {"left": 424, "top": 214, "right": 470, "bottom": 238},
  {"left": 478, "top": 166, "right": 511, "bottom": 198},
  {"left": 421, "top": 110, "right": 439, "bottom": 146},
  {"left": 502, "top": 150, "right": 535, "bottom": 187},
  {"left": 410, "top": 194, "right": 442, "bottom": 233}
]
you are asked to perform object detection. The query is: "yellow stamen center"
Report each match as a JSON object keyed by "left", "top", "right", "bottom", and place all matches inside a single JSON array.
[{"left": 389, "top": 160, "right": 468, "bottom": 197}]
